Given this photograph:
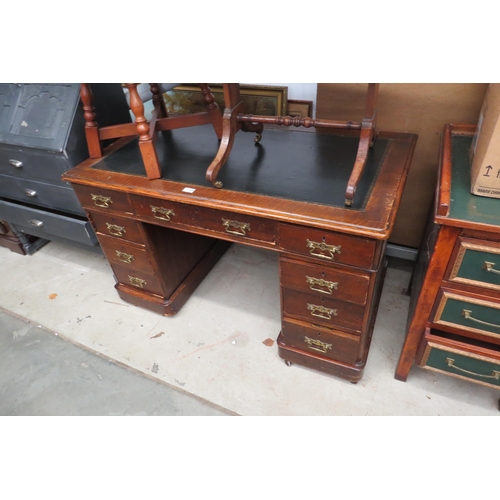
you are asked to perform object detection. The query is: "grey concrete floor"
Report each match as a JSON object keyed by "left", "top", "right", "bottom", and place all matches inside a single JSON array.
[{"left": 0, "top": 310, "right": 232, "bottom": 416}]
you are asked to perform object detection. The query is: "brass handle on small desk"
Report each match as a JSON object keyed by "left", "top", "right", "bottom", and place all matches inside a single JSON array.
[
  {"left": 151, "top": 206, "right": 175, "bottom": 221},
  {"left": 483, "top": 261, "right": 500, "bottom": 275},
  {"left": 462, "top": 309, "right": 500, "bottom": 329},
  {"left": 116, "top": 251, "right": 134, "bottom": 264},
  {"left": 91, "top": 194, "right": 113, "bottom": 208},
  {"left": 304, "top": 336, "right": 333, "bottom": 354},
  {"left": 306, "top": 276, "right": 338, "bottom": 294},
  {"left": 445, "top": 357, "right": 500, "bottom": 380},
  {"left": 307, "top": 303, "right": 337, "bottom": 320},
  {"left": 306, "top": 239, "right": 341, "bottom": 260},
  {"left": 106, "top": 223, "right": 126, "bottom": 237},
  {"left": 222, "top": 218, "right": 251, "bottom": 236},
  {"left": 24, "top": 189, "right": 36, "bottom": 197},
  {"left": 128, "top": 276, "right": 146, "bottom": 288},
  {"left": 30, "top": 219, "right": 43, "bottom": 227}
]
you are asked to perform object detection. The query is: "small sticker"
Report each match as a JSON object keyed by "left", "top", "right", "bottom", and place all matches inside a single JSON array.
[{"left": 182, "top": 187, "right": 196, "bottom": 193}]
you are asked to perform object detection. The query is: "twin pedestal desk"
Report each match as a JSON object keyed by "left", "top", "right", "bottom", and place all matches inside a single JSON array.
[{"left": 63, "top": 125, "right": 417, "bottom": 383}]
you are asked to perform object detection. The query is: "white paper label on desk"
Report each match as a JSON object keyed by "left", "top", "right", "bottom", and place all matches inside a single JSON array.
[{"left": 182, "top": 187, "right": 196, "bottom": 193}]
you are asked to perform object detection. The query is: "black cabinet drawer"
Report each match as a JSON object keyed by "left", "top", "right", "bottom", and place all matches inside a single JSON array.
[
  {"left": 0, "top": 199, "right": 97, "bottom": 246},
  {"left": 0, "top": 174, "right": 85, "bottom": 215},
  {"left": 0, "top": 146, "right": 82, "bottom": 185}
]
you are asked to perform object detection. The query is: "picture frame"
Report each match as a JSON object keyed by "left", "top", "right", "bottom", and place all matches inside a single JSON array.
[
  {"left": 286, "top": 99, "right": 313, "bottom": 118},
  {"left": 164, "top": 84, "right": 288, "bottom": 117}
]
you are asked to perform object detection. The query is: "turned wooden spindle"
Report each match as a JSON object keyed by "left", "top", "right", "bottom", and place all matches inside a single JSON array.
[
  {"left": 124, "top": 84, "right": 151, "bottom": 142},
  {"left": 199, "top": 83, "right": 223, "bottom": 139},
  {"left": 149, "top": 83, "right": 168, "bottom": 118},
  {"left": 124, "top": 83, "right": 161, "bottom": 179},
  {"left": 80, "top": 83, "right": 102, "bottom": 157},
  {"left": 238, "top": 114, "right": 362, "bottom": 130}
]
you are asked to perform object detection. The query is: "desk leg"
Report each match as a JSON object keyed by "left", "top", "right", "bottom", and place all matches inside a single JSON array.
[{"left": 395, "top": 225, "right": 460, "bottom": 381}]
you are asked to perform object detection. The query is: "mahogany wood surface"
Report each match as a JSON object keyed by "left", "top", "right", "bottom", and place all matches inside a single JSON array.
[
  {"left": 63, "top": 126, "right": 416, "bottom": 381},
  {"left": 395, "top": 124, "right": 500, "bottom": 389}
]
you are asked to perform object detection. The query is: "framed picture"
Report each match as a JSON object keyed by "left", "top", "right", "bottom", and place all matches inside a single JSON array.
[
  {"left": 286, "top": 99, "right": 313, "bottom": 118},
  {"left": 164, "top": 84, "right": 288, "bottom": 117}
]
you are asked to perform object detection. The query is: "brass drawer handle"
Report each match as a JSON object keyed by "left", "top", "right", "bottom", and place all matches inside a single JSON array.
[
  {"left": 307, "top": 303, "right": 337, "bottom": 320},
  {"left": 484, "top": 261, "right": 500, "bottom": 275},
  {"left": 24, "top": 189, "right": 37, "bottom": 197},
  {"left": 106, "top": 223, "right": 126, "bottom": 237},
  {"left": 306, "top": 239, "right": 341, "bottom": 260},
  {"left": 116, "top": 250, "right": 134, "bottom": 264},
  {"left": 445, "top": 357, "right": 500, "bottom": 380},
  {"left": 128, "top": 276, "right": 146, "bottom": 288},
  {"left": 222, "top": 218, "right": 251, "bottom": 236},
  {"left": 30, "top": 219, "right": 44, "bottom": 227},
  {"left": 151, "top": 205, "right": 175, "bottom": 221},
  {"left": 462, "top": 309, "right": 500, "bottom": 329},
  {"left": 304, "top": 336, "right": 332, "bottom": 354},
  {"left": 9, "top": 159, "right": 23, "bottom": 168},
  {"left": 91, "top": 194, "right": 113, "bottom": 208},
  {"left": 306, "top": 276, "right": 338, "bottom": 294}
]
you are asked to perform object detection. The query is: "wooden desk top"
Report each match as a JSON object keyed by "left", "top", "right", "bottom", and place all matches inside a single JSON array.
[{"left": 63, "top": 126, "right": 417, "bottom": 240}]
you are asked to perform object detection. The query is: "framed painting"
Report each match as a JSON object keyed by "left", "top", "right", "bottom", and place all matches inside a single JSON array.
[
  {"left": 286, "top": 99, "right": 313, "bottom": 118},
  {"left": 164, "top": 84, "right": 288, "bottom": 116}
]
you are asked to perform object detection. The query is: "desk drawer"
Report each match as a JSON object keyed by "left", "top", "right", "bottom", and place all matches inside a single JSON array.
[
  {"left": 0, "top": 147, "right": 73, "bottom": 184},
  {"left": 447, "top": 237, "right": 500, "bottom": 291},
  {"left": 192, "top": 207, "right": 276, "bottom": 244},
  {"left": 281, "top": 318, "right": 360, "bottom": 364},
  {"left": 0, "top": 199, "right": 97, "bottom": 246},
  {"left": 280, "top": 257, "right": 370, "bottom": 305},
  {"left": 98, "top": 234, "right": 154, "bottom": 273},
  {"left": 282, "top": 288, "right": 365, "bottom": 333},
  {"left": 88, "top": 211, "right": 145, "bottom": 244},
  {"left": 112, "top": 265, "right": 163, "bottom": 296},
  {"left": 433, "top": 290, "right": 500, "bottom": 340},
  {"left": 132, "top": 195, "right": 195, "bottom": 227},
  {"left": 0, "top": 173, "right": 85, "bottom": 215},
  {"left": 71, "top": 184, "right": 134, "bottom": 214},
  {"left": 418, "top": 330, "right": 500, "bottom": 389},
  {"left": 279, "top": 223, "right": 378, "bottom": 269}
]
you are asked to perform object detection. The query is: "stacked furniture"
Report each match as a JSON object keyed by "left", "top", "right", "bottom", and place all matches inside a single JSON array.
[
  {"left": 0, "top": 83, "right": 130, "bottom": 253},
  {"left": 396, "top": 124, "right": 500, "bottom": 395}
]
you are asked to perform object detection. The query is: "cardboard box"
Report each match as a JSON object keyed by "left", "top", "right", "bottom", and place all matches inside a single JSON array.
[{"left": 470, "top": 83, "right": 500, "bottom": 198}]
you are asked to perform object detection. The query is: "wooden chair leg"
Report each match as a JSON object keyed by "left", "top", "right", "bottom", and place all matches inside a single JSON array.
[
  {"left": 125, "top": 83, "right": 162, "bottom": 179},
  {"left": 205, "top": 84, "right": 244, "bottom": 188},
  {"left": 149, "top": 83, "right": 168, "bottom": 119},
  {"left": 344, "top": 83, "right": 379, "bottom": 206},
  {"left": 199, "top": 84, "right": 223, "bottom": 139},
  {"left": 80, "top": 84, "right": 103, "bottom": 158}
]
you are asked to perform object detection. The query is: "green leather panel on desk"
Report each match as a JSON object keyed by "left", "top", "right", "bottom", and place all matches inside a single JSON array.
[
  {"left": 455, "top": 248, "right": 500, "bottom": 287},
  {"left": 425, "top": 346, "right": 500, "bottom": 387},
  {"left": 450, "top": 136, "right": 500, "bottom": 226},
  {"left": 91, "top": 125, "right": 390, "bottom": 211},
  {"left": 438, "top": 296, "right": 500, "bottom": 337}
]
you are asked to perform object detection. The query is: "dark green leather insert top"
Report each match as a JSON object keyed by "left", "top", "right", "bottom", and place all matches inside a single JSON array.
[
  {"left": 425, "top": 346, "right": 500, "bottom": 387},
  {"left": 438, "top": 296, "right": 500, "bottom": 337},
  {"left": 91, "top": 125, "right": 390, "bottom": 210},
  {"left": 455, "top": 248, "right": 500, "bottom": 287},
  {"left": 450, "top": 135, "right": 500, "bottom": 226}
]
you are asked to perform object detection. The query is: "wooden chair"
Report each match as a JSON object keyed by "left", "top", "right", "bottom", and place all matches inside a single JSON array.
[
  {"left": 205, "top": 83, "right": 379, "bottom": 206},
  {"left": 80, "top": 83, "right": 223, "bottom": 179}
]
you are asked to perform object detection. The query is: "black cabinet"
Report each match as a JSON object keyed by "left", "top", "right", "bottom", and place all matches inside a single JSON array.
[{"left": 0, "top": 83, "right": 131, "bottom": 252}]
